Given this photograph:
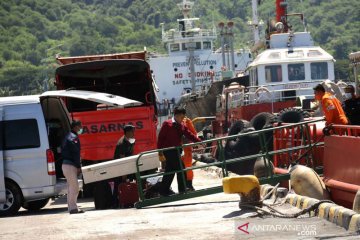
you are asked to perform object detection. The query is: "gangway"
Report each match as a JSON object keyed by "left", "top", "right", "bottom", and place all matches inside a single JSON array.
[{"left": 134, "top": 118, "right": 325, "bottom": 208}]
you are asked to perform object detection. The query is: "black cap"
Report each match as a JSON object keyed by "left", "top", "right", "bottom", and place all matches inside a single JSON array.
[
  {"left": 313, "top": 84, "right": 325, "bottom": 92},
  {"left": 71, "top": 120, "right": 82, "bottom": 128},
  {"left": 123, "top": 124, "right": 135, "bottom": 132}
]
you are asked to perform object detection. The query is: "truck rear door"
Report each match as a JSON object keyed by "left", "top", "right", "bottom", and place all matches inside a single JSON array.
[{"left": 0, "top": 106, "right": 5, "bottom": 203}]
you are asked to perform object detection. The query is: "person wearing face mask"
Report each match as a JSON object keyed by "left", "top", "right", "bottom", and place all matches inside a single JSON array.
[
  {"left": 112, "top": 124, "right": 136, "bottom": 207},
  {"left": 313, "top": 84, "right": 348, "bottom": 126},
  {"left": 61, "top": 120, "right": 84, "bottom": 214},
  {"left": 114, "top": 124, "right": 136, "bottom": 159},
  {"left": 343, "top": 85, "right": 360, "bottom": 125}
]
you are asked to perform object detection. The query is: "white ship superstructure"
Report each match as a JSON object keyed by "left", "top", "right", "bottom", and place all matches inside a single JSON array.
[
  {"left": 246, "top": 0, "right": 337, "bottom": 105},
  {"left": 148, "top": 0, "right": 252, "bottom": 104}
]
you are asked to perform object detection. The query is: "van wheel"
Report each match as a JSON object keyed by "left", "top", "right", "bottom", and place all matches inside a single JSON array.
[
  {"left": 22, "top": 198, "right": 50, "bottom": 211},
  {"left": 0, "top": 181, "right": 23, "bottom": 216}
]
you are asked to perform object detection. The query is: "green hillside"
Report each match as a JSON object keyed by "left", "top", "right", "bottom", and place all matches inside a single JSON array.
[{"left": 0, "top": 0, "right": 359, "bottom": 96}]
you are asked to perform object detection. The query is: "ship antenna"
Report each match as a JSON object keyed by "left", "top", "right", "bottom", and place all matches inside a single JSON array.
[
  {"left": 299, "top": 0, "right": 307, "bottom": 32},
  {"left": 178, "top": 0, "right": 194, "bottom": 19}
]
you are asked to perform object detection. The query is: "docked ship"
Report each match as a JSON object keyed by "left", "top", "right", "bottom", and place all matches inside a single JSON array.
[
  {"left": 184, "top": 0, "right": 346, "bottom": 124},
  {"left": 147, "top": 0, "right": 252, "bottom": 108}
]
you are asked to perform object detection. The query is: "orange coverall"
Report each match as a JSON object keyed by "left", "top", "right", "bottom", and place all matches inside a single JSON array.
[
  {"left": 321, "top": 92, "right": 348, "bottom": 125},
  {"left": 182, "top": 117, "right": 197, "bottom": 181}
]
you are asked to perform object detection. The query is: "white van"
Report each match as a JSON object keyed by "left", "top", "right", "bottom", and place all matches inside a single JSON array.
[{"left": 0, "top": 90, "right": 142, "bottom": 216}]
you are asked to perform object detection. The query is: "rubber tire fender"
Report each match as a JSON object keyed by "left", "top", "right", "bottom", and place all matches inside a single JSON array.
[
  {"left": 250, "top": 112, "right": 275, "bottom": 130},
  {"left": 277, "top": 108, "right": 309, "bottom": 123},
  {"left": 228, "top": 120, "right": 250, "bottom": 136},
  {"left": 226, "top": 120, "right": 250, "bottom": 150},
  {"left": 224, "top": 128, "right": 260, "bottom": 175}
]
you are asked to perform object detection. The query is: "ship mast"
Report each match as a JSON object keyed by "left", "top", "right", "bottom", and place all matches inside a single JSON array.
[
  {"left": 249, "top": 0, "right": 265, "bottom": 54},
  {"left": 178, "top": 0, "right": 196, "bottom": 95}
]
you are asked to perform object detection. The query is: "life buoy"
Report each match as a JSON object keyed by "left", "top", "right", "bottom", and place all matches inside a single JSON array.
[{"left": 255, "top": 86, "right": 272, "bottom": 103}]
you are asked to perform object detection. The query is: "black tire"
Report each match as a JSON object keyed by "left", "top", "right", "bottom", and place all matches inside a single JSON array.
[
  {"left": 250, "top": 112, "right": 275, "bottom": 130},
  {"left": 226, "top": 120, "right": 250, "bottom": 152},
  {"left": 228, "top": 120, "right": 250, "bottom": 136},
  {"left": 224, "top": 128, "right": 260, "bottom": 175},
  {"left": 277, "top": 108, "right": 309, "bottom": 123},
  {"left": 0, "top": 181, "right": 23, "bottom": 216},
  {"left": 22, "top": 198, "right": 50, "bottom": 211}
]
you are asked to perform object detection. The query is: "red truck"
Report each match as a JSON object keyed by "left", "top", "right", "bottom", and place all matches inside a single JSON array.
[{"left": 55, "top": 51, "right": 158, "bottom": 167}]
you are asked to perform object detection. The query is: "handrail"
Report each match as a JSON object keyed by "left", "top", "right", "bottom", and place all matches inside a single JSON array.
[{"left": 134, "top": 117, "right": 325, "bottom": 208}]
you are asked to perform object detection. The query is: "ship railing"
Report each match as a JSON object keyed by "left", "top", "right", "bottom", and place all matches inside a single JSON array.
[
  {"left": 162, "top": 28, "right": 217, "bottom": 42},
  {"left": 133, "top": 118, "right": 325, "bottom": 208},
  {"left": 231, "top": 80, "right": 324, "bottom": 108}
]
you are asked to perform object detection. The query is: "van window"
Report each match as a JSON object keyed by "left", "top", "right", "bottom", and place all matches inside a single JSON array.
[{"left": 3, "top": 119, "right": 40, "bottom": 150}]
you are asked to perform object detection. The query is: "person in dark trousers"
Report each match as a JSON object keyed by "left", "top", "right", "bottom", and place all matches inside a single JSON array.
[
  {"left": 156, "top": 107, "right": 202, "bottom": 196},
  {"left": 343, "top": 85, "right": 360, "bottom": 125},
  {"left": 112, "top": 124, "right": 136, "bottom": 207},
  {"left": 61, "top": 120, "right": 84, "bottom": 214}
]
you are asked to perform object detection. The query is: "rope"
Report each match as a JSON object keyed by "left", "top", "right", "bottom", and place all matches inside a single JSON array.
[{"left": 239, "top": 200, "right": 334, "bottom": 219}]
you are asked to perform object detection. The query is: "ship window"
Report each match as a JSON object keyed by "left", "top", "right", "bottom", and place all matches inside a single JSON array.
[
  {"left": 311, "top": 62, "right": 328, "bottom": 80},
  {"left": 265, "top": 65, "right": 282, "bottom": 83},
  {"left": 170, "top": 44, "right": 180, "bottom": 52},
  {"left": 195, "top": 42, "right": 201, "bottom": 49},
  {"left": 250, "top": 68, "right": 258, "bottom": 86},
  {"left": 182, "top": 43, "right": 187, "bottom": 50},
  {"left": 308, "top": 50, "right": 323, "bottom": 57},
  {"left": 286, "top": 50, "right": 304, "bottom": 58},
  {"left": 288, "top": 64, "right": 305, "bottom": 81},
  {"left": 268, "top": 52, "right": 281, "bottom": 59},
  {"left": 203, "top": 41, "right": 211, "bottom": 49}
]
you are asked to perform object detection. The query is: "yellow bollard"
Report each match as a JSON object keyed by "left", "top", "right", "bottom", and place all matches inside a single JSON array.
[{"left": 223, "top": 175, "right": 261, "bottom": 208}]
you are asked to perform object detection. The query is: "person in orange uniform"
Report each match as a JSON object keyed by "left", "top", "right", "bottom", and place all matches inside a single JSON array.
[
  {"left": 182, "top": 117, "right": 197, "bottom": 191},
  {"left": 313, "top": 84, "right": 348, "bottom": 126}
]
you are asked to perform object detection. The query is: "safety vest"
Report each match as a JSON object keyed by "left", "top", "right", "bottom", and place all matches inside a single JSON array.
[{"left": 321, "top": 92, "right": 348, "bottom": 125}]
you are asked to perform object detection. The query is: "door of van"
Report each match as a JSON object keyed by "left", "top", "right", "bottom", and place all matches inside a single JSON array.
[
  {"left": 40, "top": 90, "right": 143, "bottom": 194},
  {"left": 40, "top": 90, "right": 143, "bottom": 108},
  {"left": 0, "top": 106, "right": 5, "bottom": 203}
]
